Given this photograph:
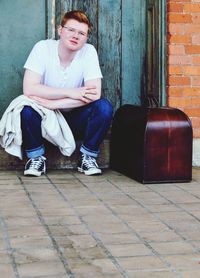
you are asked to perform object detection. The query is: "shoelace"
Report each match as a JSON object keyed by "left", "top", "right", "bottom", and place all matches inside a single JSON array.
[
  {"left": 82, "top": 154, "right": 98, "bottom": 168},
  {"left": 26, "top": 156, "right": 46, "bottom": 170}
]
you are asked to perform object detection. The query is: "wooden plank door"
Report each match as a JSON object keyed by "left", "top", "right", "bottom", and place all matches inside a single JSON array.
[
  {"left": 121, "top": 0, "right": 166, "bottom": 106},
  {"left": 0, "top": 0, "right": 166, "bottom": 116},
  {"left": 122, "top": 1, "right": 146, "bottom": 106},
  {"left": 146, "top": 0, "right": 166, "bottom": 106},
  {"left": 55, "top": 0, "right": 122, "bottom": 111},
  {"left": 0, "top": 0, "right": 47, "bottom": 116},
  {"left": 58, "top": 0, "right": 165, "bottom": 109},
  {"left": 57, "top": 0, "right": 147, "bottom": 110}
]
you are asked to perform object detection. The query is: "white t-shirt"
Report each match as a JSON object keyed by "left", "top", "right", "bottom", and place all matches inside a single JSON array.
[{"left": 24, "top": 39, "right": 103, "bottom": 88}]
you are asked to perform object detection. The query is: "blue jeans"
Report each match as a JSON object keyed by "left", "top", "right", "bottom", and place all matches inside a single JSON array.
[{"left": 21, "top": 98, "right": 113, "bottom": 159}]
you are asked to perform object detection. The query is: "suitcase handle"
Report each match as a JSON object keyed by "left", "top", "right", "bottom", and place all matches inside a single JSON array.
[{"left": 144, "top": 95, "right": 159, "bottom": 108}]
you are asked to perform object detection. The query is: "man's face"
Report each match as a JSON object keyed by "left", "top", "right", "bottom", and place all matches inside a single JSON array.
[{"left": 59, "top": 19, "right": 89, "bottom": 51}]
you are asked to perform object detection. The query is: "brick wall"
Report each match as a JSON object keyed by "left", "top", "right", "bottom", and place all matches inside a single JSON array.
[{"left": 167, "top": 0, "right": 200, "bottom": 137}]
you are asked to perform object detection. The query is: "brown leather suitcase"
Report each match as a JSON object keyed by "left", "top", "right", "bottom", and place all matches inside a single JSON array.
[{"left": 110, "top": 105, "right": 193, "bottom": 183}]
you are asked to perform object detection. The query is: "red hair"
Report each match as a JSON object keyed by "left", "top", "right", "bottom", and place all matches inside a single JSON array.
[{"left": 60, "top": 10, "right": 92, "bottom": 33}]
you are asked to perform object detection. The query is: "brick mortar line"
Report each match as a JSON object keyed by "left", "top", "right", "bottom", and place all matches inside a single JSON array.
[
  {"left": 108, "top": 179, "right": 200, "bottom": 273},
  {"left": 175, "top": 182, "right": 200, "bottom": 203},
  {"left": 146, "top": 184, "right": 200, "bottom": 223},
  {"left": 143, "top": 183, "right": 200, "bottom": 249},
  {"left": 0, "top": 213, "right": 20, "bottom": 278},
  {"left": 109, "top": 179, "right": 200, "bottom": 245},
  {"left": 74, "top": 177, "right": 182, "bottom": 278},
  {"left": 46, "top": 174, "right": 129, "bottom": 278},
  {"left": 17, "top": 176, "right": 75, "bottom": 278},
  {"left": 90, "top": 180, "right": 183, "bottom": 277},
  {"left": 144, "top": 183, "right": 200, "bottom": 226}
]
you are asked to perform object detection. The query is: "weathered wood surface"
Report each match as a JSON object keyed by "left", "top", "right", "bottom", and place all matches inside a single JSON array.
[
  {"left": 0, "top": 0, "right": 166, "bottom": 169},
  {"left": 0, "top": 139, "right": 110, "bottom": 170},
  {"left": 54, "top": 0, "right": 146, "bottom": 110},
  {"left": 122, "top": 0, "right": 146, "bottom": 105},
  {"left": 0, "top": 0, "right": 166, "bottom": 116},
  {"left": 46, "top": 0, "right": 56, "bottom": 39},
  {"left": 0, "top": 0, "right": 46, "bottom": 116},
  {"left": 98, "top": 0, "right": 121, "bottom": 109},
  {"left": 70, "top": 0, "right": 98, "bottom": 48}
]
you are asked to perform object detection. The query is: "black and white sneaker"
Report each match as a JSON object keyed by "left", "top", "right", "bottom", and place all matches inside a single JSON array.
[
  {"left": 77, "top": 154, "right": 102, "bottom": 175},
  {"left": 24, "top": 156, "right": 46, "bottom": 177}
]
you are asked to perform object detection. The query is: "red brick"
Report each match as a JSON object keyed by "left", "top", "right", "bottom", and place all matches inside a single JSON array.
[
  {"left": 183, "top": 87, "right": 200, "bottom": 96},
  {"left": 168, "top": 14, "right": 192, "bottom": 23},
  {"left": 192, "top": 76, "right": 200, "bottom": 85},
  {"left": 190, "top": 117, "right": 200, "bottom": 129},
  {"left": 168, "top": 76, "right": 191, "bottom": 86},
  {"left": 192, "top": 35, "right": 200, "bottom": 44},
  {"left": 167, "top": 3, "right": 183, "bottom": 12},
  {"left": 168, "top": 87, "right": 183, "bottom": 97},
  {"left": 168, "top": 66, "right": 183, "bottom": 75},
  {"left": 168, "top": 45, "right": 185, "bottom": 55},
  {"left": 183, "top": 66, "right": 200, "bottom": 75},
  {"left": 184, "top": 25, "right": 200, "bottom": 34},
  {"left": 192, "top": 15, "right": 200, "bottom": 24},
  {"left": 192, "top": 56, "right": 200, "bottom": 64},
  {"left": 168, "top": 97, "right": 191, "bottom": 107},
  {"left": 183, "top": 3, "right": 200, "bottom": 12},
  {"left": 168, "top": 34, "right": 191, "bottom": 44},
  {"left": 168, "top": 0, "right": 191, "bottom": 2},
  {"left": 184, "top": 107, "right": 200, "bottom": 117},
  {"left": 191, "top": 97, "right": 200, "bottom": 106},
  {"left": 164, "top": 0, "right": 200, "bottom": 138},
  {"left": 168, "top": 55, "right": 192, "bottom": 65},
  {"left": 193, "top": 129, "right": 200, "bottom": 138},
  {"left": 168, "top": 23, "right": 185, "bottom": 34},
  {"left": 185, "top": 45, "right": 200, "bottom": 54}
]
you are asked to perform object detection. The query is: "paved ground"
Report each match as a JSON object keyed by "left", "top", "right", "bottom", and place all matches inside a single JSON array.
[{"left": 0, "top": 168, "right": 200, "bottom": 278}]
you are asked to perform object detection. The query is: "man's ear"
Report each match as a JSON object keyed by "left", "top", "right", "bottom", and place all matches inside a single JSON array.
[{"left": 57, "top": 25, "right": 62, "bottom": 36}]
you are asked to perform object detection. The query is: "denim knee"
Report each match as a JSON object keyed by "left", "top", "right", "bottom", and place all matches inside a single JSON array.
[
  {"left": 94, "top": 98, "right": 113, "bottom": 122},
  {"left": 21, "top": 106, "right": 41, "bottom": 123}
]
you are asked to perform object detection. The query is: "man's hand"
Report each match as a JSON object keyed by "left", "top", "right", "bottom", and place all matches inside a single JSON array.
[
  {"left": 73, "top": 86, "right": 99, "bottom": 103},
  {"left": 23, "top": 70, "right": 102, "bottom": 104}
]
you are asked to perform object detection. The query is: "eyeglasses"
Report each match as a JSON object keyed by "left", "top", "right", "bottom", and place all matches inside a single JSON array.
[{"left": 62, "top": 26, "right": 88, "bottom": 38}]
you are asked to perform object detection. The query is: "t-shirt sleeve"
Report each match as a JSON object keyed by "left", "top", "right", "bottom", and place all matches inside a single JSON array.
[
  {"left": 83, "top": 45, "right": 103, "bottom": 81},
  {"left": 24, "top": 40, "right": 46, "bottom": 75}
]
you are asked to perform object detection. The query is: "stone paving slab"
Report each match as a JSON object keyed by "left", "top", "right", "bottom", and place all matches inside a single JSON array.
[{"left": 0, "top": 169, "right": 200, "bottom": 277}]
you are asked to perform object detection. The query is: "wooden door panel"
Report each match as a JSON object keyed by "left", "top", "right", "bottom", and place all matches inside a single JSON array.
[
  {"left": 0, "top": 0, "right": 46, "bottom": 116},
  {"left": 98, "top": 0, "right": 121, "bottom": 109},
  {"left": 146, "top": 0, "right": 166, "bottom": 105},
  {"left": 0, "top": 0, "right": 165, "bottom": 116},
  {"left": 56, "top": 0, "right": 121, "bottom": 110},
  {"left": 122, "top": 0, "right": 146, "bottom": 105}
]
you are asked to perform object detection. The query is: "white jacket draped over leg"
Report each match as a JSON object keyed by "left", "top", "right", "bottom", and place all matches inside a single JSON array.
[{"left": 0, "top": 95, "right": 76, "bottom": 159}]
